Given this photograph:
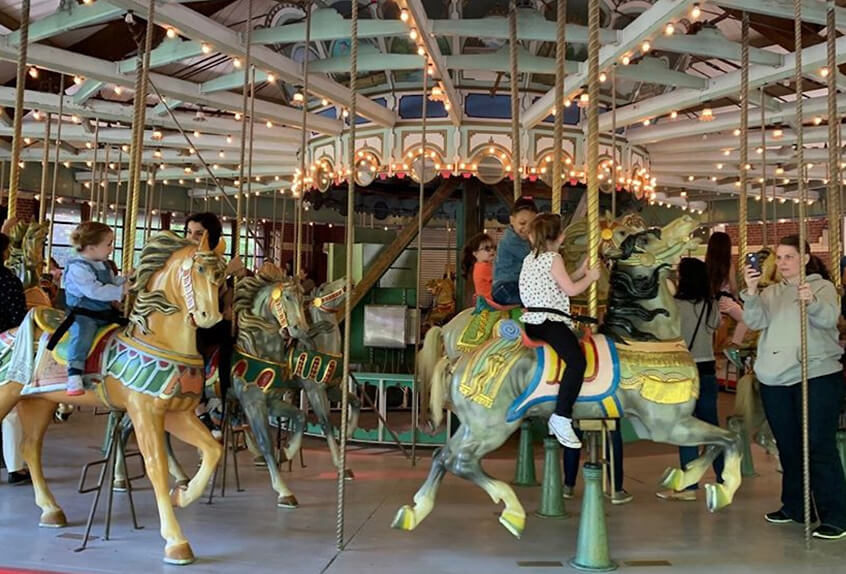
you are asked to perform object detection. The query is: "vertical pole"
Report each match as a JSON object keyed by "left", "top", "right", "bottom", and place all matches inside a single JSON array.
[
  {"left": 611, "top": 65, "right": 617, "bottom": 218},
  {"left": 46, "top": 76, "right": 65, "bottom": 269},
  {"left": 37, "top": 112, "right": 52, "bottom": 223},
  {"left": 412, "top": 62, "right": 428, "bottom": 467},
  {"left": 739, "top": 12, "right": 749, "bottom": 269},
  {"left": 760, "top": 89, "right": 767, "bottom": 246},
  {"left": 297, "top": 2, "right": 313, "bottom": 276},
  {"left": 509, "top": 1, "right": 522, "bottom": 200},
  {"left": 7, "top": 0, "right": 31, "bottom": 221},
  {"left": 586, "top": 0, "right": 600, "bottom": 321},
  {"left": 551, "top": 0, "right": 566, "bottom": 214},
  {"left": 337, "top": 0, "right": 358, "bottom": 551},
  {"left": 792, "top": 0, "right": 812, "bottom": 549},
  {"left": 826, "top": 0, "right": 841, "bottom": 292},
  {"left": 90, "top": 121, "right": 100, "bottom": 215},
  {"left": 235, "top": 0, "right": 254, "bottom": 265},
  {"left": 100, "top": 144, "right": 111, "bottom": 222},
  {"left": 246, "top": 65, "right": 256, "bottom": 270}
]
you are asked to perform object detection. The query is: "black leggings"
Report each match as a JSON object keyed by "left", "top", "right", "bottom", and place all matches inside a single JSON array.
[{"left": 525, "top": 320, "right": 586, "bottom": 418}]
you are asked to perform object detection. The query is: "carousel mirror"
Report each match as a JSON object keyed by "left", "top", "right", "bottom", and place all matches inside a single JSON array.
[
  {"left": 410, "top": 154, "right": 438, "bottom": 184},
  {"left": 354, "top": 156, "right": 378, "bottom": 187},
  {"left": 315, "top": 161, "right": 333, "bottom": 192},
  {"left": 476, "top": 154, "right": 506, "bottom": 185}
]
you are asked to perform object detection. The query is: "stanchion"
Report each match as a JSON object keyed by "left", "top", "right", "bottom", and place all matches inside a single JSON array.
[
  {"left": 512, "top": 419, "right": 539, "bottom": 486},
  {"left": 207, "top": 399, "right": 245, "bottom": 503},
  {"left": 535, "top": 437, "right": 567, "bottom": 518},
  {"left": 727, "top": 415, "right": 757, "bottom": 478},
  {"left": 836, "top": 430, "right": 846, "bottom": 480},
  {"left": 569, "top": 422, "right": 616, "bottom": 572}
]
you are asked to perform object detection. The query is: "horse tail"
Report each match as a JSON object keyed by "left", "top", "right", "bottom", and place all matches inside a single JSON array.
[
  {"left": 417, "top": 326, "right": 444, "bottom": 419},
  {"left": 734, "top": 372, "right": 762, "bottom": 435},
  {"left": 429, "top": 356, "right": 451, "bottom": 428}
]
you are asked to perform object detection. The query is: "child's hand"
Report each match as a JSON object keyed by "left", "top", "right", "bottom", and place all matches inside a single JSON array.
[
  {"left": 122, "top": 282, "right": 130, "bottom": 296},
  {"left": 586, "top": 265, "right": 601, "bottom": 282},
  {"left": 578, "top": 257, "right": 590, "bottom": 276}
]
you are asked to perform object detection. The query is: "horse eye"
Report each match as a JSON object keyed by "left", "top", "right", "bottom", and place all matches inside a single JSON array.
[{"left": 197, "top": 266, "right": 205, "bottom": 273}]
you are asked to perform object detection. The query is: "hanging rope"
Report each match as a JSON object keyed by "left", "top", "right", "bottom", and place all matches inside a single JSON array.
[
  {"left": 7, "top": 0, "right": 30, "bottom": 222},
  {"left": 100, "top": 144, "right": 111, "bottom": 222},
  {"left": 792, "top": 0, "right": 812, "bottom": 550},
  {"left": 337, "top": 0, "right": 358, "bottom": 551},
  {"left": 246, "top": 65, "right": 257, "bottom": 269},
  {"left": 90, "top": 121, "right": 100, "bottom": 215},
  {"left": 509, "top": 1, "right": 521, "bottom": 200},
  {"left": 739, "top": 12, "right": 749, "bottom": 270},
  {"left": 760, "top": 88, "right": 767, "bottom": 246},
  {"left": 611, "top": 65, "right": 617, "bottom": 218},
  {"left": 37, "top": 112, "right": 52, "bottom": 223},
  {"left": 235, "top": 0, "right": 254, "bottom": 264},
  {"left": 827, "top": 0, "right": 841, "bottom": 293},
  {"left": 280, "top": 194, "right": 287, "bottom": 266},
  {"left": 123, "top": 0, "right": 155, "bottom": 273},
  {"left": 45, "top": 75, "right": 64, "bottom": 270},
  {"left": 551, "top": 0, "right": 566, "bottom": 214},
  {"left": 297, "top": 1, "right": 313, "bottom": 276},
  {"left": 113, "top": 147, "right": 123, "bottom": 230},
  {"left": 586, "top": 0, "right": 600, "bottom": 321}
]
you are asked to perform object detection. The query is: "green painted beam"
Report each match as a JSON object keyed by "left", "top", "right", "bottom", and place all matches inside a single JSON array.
[
  {"left": 311, "top": 53, "right": 423, "bottom": 74},
  {"left": 651, "top": 30, "right": 783, "bottom": 67},
  {"left": 251, "top": 8, "right": 407, "bottom": 44},
  {"left": 118, "top": 39, "right": 206, "bottom": 74},
  {"left": 201, "top": 70, "right": 269, "bottom": 94},
  {"left": 615, "top": 58, "right": 707, "bottom": 90},
  {"left": 152, "top": 100, "right": 181, "bottom": 116},
  {"left": 7, "top": 2, "right": 123, "bottom": 46},
  {"left": 72, "top": 79, "right": 103, "bottom": 105},
  {"left": 431, "top": 12, "right": 618, "bottom": 45},
  {"left": 445, "top": 47, "right": 580, "bottom": 75}
]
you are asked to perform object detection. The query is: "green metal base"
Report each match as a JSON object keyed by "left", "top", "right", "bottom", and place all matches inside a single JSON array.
[
  {"left": 512, "top": 420, "right": 539, "bottom": 487},
  {"left": 569, "top": 462, "right": 617, "bottom": 572},
  {"left": 727, "top": 415, "right": 758, "bottom": 478},
  {"left": 535, "top": 437, "right": 568, "bottom": 519}
]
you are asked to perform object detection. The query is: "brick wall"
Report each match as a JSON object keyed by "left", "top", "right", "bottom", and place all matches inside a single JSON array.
[
  {"left": 1, "top": 196, "right": 37, "bottom": 223},
  {"left": 723, "top": 219, "right": 829, "bottom": 247}
]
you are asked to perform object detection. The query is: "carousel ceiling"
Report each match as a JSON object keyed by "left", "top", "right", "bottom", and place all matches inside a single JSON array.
[{"left": 0, "top": 0, "right": 844, "bottom": 212}]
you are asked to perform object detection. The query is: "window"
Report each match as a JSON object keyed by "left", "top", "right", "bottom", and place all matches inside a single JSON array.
[{"left": 49, "top": 205, "right": 82, "bottom": 269}]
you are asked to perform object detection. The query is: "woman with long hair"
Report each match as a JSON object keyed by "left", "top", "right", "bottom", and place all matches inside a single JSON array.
[{"left": 705, "top": 231, "right": 748, "bottom": 368}]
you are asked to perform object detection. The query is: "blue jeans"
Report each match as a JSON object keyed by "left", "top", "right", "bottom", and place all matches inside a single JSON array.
[
  {"left": 563, "top": 427, "right": 624, "bottom": 491},
  {"left": 492, "top": 281, "right": 521, "bottom": 306},
  {"left": 67, "top": 315, "right": 110, "bottom": 375},
  {"left": 760, "top": 372, "right": 846, "bottom": 528},
  {"left": 679, "top": 367, "right": 724, "bottom": 490}
]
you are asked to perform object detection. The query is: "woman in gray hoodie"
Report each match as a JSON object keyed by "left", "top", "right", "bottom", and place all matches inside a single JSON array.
[{"left": 742, "top": 234, "right": 846, "bottom": 540}]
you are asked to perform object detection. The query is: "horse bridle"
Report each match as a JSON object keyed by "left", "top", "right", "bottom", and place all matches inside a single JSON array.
[
  {"left": 270, "top": 284, "right": 291, "bottom": 332},
  {"left": 312, "top": 284, "right": 347, "bottom": 311},
  {"left": 179, "top": 258, "right": 198, "bottom": 317}
]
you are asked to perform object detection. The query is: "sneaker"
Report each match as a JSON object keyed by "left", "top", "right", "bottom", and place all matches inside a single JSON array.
[
  {"left": 548, "top": 414, "right": 582, "bottom": 449},
  {"left": 7, "top": 469, "right": 31, "bottom": 486},
  {"left": 764, "top": 509, "right": 797, "bottom": 524},
  {"left": 610, "top": 489, "right": 633, "bottom": 505},
  {"left": 66, "top": 375, "right": 84, "bottom": 397},
  {"left": 562, "top": 485, "right": 575, "bottom": 499},
  {"left": 812, "top": 524, "right": 846, "bottom": 540},
  {"left": 656, "top": 490, "right": 697, "bottom": 502}
]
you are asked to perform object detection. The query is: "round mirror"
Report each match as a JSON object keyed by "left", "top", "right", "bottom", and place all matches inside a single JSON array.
[
  {"left": 476, "top": 154, "right": 505, "bottom": 185},
  {"left": 540, "top": 154, "right": 573, "bottom": 188},
  {"left": 315, "top": 162, "right": 332, "bottom": 192},
  {"left": 410, "top": 154, "right": 437, "bottom": 184},
  {"left": 354, "top": 161, "right": 376, "bottom": 187}
]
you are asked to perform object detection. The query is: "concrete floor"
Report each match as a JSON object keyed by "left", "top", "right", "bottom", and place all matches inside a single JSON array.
[{"left": 1, "top": 402, "right": 845, "bottom": 574}]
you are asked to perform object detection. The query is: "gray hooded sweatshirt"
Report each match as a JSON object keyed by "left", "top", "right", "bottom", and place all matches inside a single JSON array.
[{"left": 741, "top": 273, "right": 843, "bottom": 387}]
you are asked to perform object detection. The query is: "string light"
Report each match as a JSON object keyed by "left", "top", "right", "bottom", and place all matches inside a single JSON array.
[
  {"left": 166, "top": 28, "right": 177, "bottom": 39},
  {"left": 73, "top": 75, "right": 83, "bottom": 85},
  {"left": 400, "top": 9, "right": 409, "bottom": 22},
  {"left": 664, "top": 23, "right": 675, "bottom": 36},
  {"left": 201, "top": 42, "right": 212, "bottom": 54},
  {"left": 233, "top": 57, "right": 242, "bottom": 69},
  {"left": 28, "top": 67, "right": 39, "bottom": 79},
  {"left": 621, "top": 54, "right": 631, "bottom": 66},
  {"left": 691, "top": 3, "right": 701, "bottom": 19},
  {"left": 670, "top": 111, "right": 678, "bottom": 119},
  {"left": 641, "top": 40, "right": 651, "bottom": 54}
]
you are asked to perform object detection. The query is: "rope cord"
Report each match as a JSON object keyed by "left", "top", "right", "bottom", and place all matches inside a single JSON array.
[
  {"left": 113, "top": 147, "right": 123, "bottom": 230},
  {"left": 246, "top": 65, "right": 257, "bottom": 269},
  {"left": 586, "top": 0, "right": 600, "bottom": 322},
  {"left": 739, "top": 12, "right": 749, "bottom": 269},
  {"left": 761, "top": 88, "right": 767, "bottom": 246},
  {"left": 611, "top": 65, "right": 617, "bottom": 218},
  {"left": 827, "top": 0, "right": 841, "bottom": 292},
  {"left": 509, "top": 1, "right": 521, "bottom": 200},
  {"left": 45, "top": 75, "right": 64, "bottom": 269},
  {"left": 90, "top": 120, "right": 100, "bottom": 214},
  {"left": 235, "top": 0, "right": 254, "bottom": 261},
  {"left": 7, "top": 0, "right": 30, "bottom": 221},
  {"left": 792, "top": 0, "right": 812, "bottom": 549},
  {"left": 551, "top": 0, "right": 566, "bottom": 214},
  {"left": 337, "top": 0, "right": 358, "bottom": 551},
  {"left": 297, "top": 2, "right": 313, "bottom": 276},
  {"left": 37, "top": 112, "right": 52, "bottom": 223},
  {"left": 100, "top": 144, "right": 111, "bottom": 222}
]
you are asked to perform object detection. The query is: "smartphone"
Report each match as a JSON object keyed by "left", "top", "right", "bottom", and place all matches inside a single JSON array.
[{"left": 745, "top": 252, "right": 761, "bottom": 273}]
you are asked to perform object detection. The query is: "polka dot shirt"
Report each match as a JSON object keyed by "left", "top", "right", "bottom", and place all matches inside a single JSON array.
[{"left": 519, "top": 251, "right": 572, "bottom": 326}]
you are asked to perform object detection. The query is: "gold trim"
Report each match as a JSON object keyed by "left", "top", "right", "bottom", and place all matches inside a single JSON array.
[
  {"left": 116, "top": 332, "right": 204, "bottom": 367},
  {"left": 235, "top": 346, "right": 290, "bottom": 370}
]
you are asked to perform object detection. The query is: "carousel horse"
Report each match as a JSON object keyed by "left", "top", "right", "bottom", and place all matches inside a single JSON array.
[
  {"left": 0, "top": 231, "right": 227, "bottom": 565},
  {"left": 393, "top": 215, "right": 744, "bottom": 537},
  {"left": 423, "top": 276, "right": 457, "bottom": 331},
  {"left": 4, "top": 220, "right": 52, "bottom": 308}
]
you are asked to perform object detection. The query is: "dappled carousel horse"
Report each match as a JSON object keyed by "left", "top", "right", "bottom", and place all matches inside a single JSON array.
[
  {"left": 5, "top": 219, "right": 52, "bottom": 308},
  {"left": 393, "top": 215, "right": 744, "bottom": 537},
  {"left": 0, "top": 231, "right": 227, "bottom": 564}
]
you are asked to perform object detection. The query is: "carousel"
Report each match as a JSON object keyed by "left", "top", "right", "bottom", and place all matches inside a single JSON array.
[{"left": 0, "top": 0, "right": 845, "bottom": 572}]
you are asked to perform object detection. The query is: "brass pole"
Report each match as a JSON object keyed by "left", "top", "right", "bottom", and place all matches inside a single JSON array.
[
  {"left": 826, "top": 0, "right": 841, "bottom": 292},
  {"left": 296, "top": 2, "right": 313, "bottom": 276},
  {"left": 761, "top": 89, "right": 767, "bottom": 246},
  {"left": 89, "top": 120, "right": 100, "bottom": 215},
  {"left": 739, "top": 12, "right": 749, "bottom": 269},
  {"left": 246, "top": 65, "right": 256, "bottom": 269},
  {"left": 235, "top": 0, "right": 254, "bottom": 262},
  {"left": 551, "top": 0, "right": 566, "bottom": 214},
  {"left": 7, "top": 0, "right": 31, "bottom": 221},
  {"left": 509, "top": 1, "right": 522, "bottom": 200},
  {"left": 586, "top": 0, "right": 600, "bottom": 321},
  {"left": 45, "top": 75, "right": 65, "bottom": 269}
]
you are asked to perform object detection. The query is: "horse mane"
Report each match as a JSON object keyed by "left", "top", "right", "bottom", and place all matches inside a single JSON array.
[
  {"left": 599, "top": 258, "right": 670, "bottom": 343},
  {"left": 233, "top": 263, "right": 293, "bottom": 354},
  {"left": 129, "top": 232, "right": 225, "bottom": 334}
]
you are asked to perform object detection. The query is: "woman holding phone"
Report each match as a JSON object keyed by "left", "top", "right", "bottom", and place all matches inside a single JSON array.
[{"left": 742, "top": 235, "right": 846, "bottom": 540}]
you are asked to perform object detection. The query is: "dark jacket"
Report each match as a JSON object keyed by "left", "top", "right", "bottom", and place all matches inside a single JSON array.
[{"left": 0, "top": 265, "right": 27, "bottom": 332}]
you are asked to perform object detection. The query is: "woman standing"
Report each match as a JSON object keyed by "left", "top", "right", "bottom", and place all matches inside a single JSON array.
[
  {"left": 705, "top": 231, "right": 749, "bottom": 368},
  {"left": 743, "top": 235, "right": 846, "bottom": 539}
]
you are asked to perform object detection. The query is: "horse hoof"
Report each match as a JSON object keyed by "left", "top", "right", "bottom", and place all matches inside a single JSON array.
[
  {"left": 391, "top": 505, "right": 417, "bottom": 531},
  {"left": 499, "top": 510, "right": 526, "bottom": 539},
  {"left": 277, "top": 495, "right": 299, "bottom": 509},
  {"left": 254, "top": 456, "right": 268, "bottom": 467},
  {"left": 38, "top": 509, "right": 67, "bottom": 528},
  {"left": 112, "top": 479, "right": 128, "bottom": 492},
  {"left": 658, "top": 467, "right": 685, "bottom": 492},
  {"left": 175, "top": 478, "right": 190, "bottom": 489},
  {"left": 163, "top": 542, "right": 195, "bottom": 565},
  {"left": 342, "top": 469, "right": 355, "bottom": 481},
  {"left": 705, "top": 483, "right": 731, "bottom": 512}
]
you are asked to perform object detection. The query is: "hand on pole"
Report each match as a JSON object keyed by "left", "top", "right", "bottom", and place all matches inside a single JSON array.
[{"left": 797, "top": 283, "right": 815, "bottom": 304}]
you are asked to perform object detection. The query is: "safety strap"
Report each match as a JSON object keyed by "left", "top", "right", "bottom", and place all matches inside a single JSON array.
[
  {"left": 46, "top": 307, "right": 127, "bottom": 351},
  {"left": 525, "top": 306, "right": 599, "bottom": 325}
]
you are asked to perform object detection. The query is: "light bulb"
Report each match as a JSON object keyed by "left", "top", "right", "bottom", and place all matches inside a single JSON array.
[
  {"left": 201, "top": 43, "right": 212, "bottom": 54},
  {"left": 691, "top": 4, "right": 701, "bottom": 19},
  {"left": 233, "top": 57, "right": 242, "bottom": 69},
  {"left": 621, "top": 54, "right": 631, "bottom": 66},
  {"left": 670, "top": 111, "right": 678, "bottom": 119},
  {"left": 641, "top": 40, "right": 651, "bottom": 53},
  {"left": 166, "top": 28, "right": 177, "bottom": 39},
  {"left": 664, "top": 23, "right": 675, "bottom": 36}
]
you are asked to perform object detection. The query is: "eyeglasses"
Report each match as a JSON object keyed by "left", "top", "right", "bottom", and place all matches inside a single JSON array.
[{"left": 480, "top": 245, "right": 496, "bottom": 252}]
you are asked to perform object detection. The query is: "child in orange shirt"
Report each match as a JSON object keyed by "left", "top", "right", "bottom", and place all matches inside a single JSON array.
[{"left": 461, "top": 233, "right": 496, "bottom": 301}]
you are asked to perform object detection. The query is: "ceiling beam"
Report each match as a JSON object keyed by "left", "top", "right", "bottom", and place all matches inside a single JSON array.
[
  {"left": 713, "top": 0, "right": 846, "bottom": 31},
  {"left": 3, "top": 148, "right": 295, "bottom": 167},
  {"left": 650, "top": 28, "right": 783, "bottom": 67},
  {"left": 523, "top": 0, "right": 696, "bottom": 128},
  {"left": 601, "top": 35, "right": 846, "bottom": 132},
  {"left": 404, "top": 0, "right": 462, "bottom": 126},
  {"left": 105, "top": 0, "right": 396, "bottom": 128},
  {"left": 251, "top": 8, "right": 407, "bottom": 44},
  {"left": 628, "top": 92, "right": 846, "bottom": 144},
  {"left": 444, "top": 47, "right": 580, "bottom": 75},
  {"left": 430, "top": 12, "right": 618, "bottom": 45},
  {"left": 647, "top": 124, "right": 846, "bottom": 154},
  {"left": 311, "top": 53, "right": 428, "bottom": 74},
  {"left": 76, "top": 163, "right": 300, "bottom": 183},
  {"left": 0, "top": 38, "right": 343, "bottom": 135},
  {"left": 616, "top": 57, "right": 707, "bottom": 89},
  {"left": 6, "top": 1, "right": 123, "bottom": 46}
]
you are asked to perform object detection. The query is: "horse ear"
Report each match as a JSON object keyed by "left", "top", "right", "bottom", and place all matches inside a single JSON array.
[
  {"left": 214, "top": 238, "right": 226, "bottom": 256},
  {"left": 199, "top": 230, "right": 211, "bottom": 252}
]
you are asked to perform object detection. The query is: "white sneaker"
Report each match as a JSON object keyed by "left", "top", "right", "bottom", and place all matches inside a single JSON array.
[
  {"left": 66, "top": 375, "right": 84, "bottom": 397},
  {"left": 548, "top": 414, "right": 582, "bottom": 449}
]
